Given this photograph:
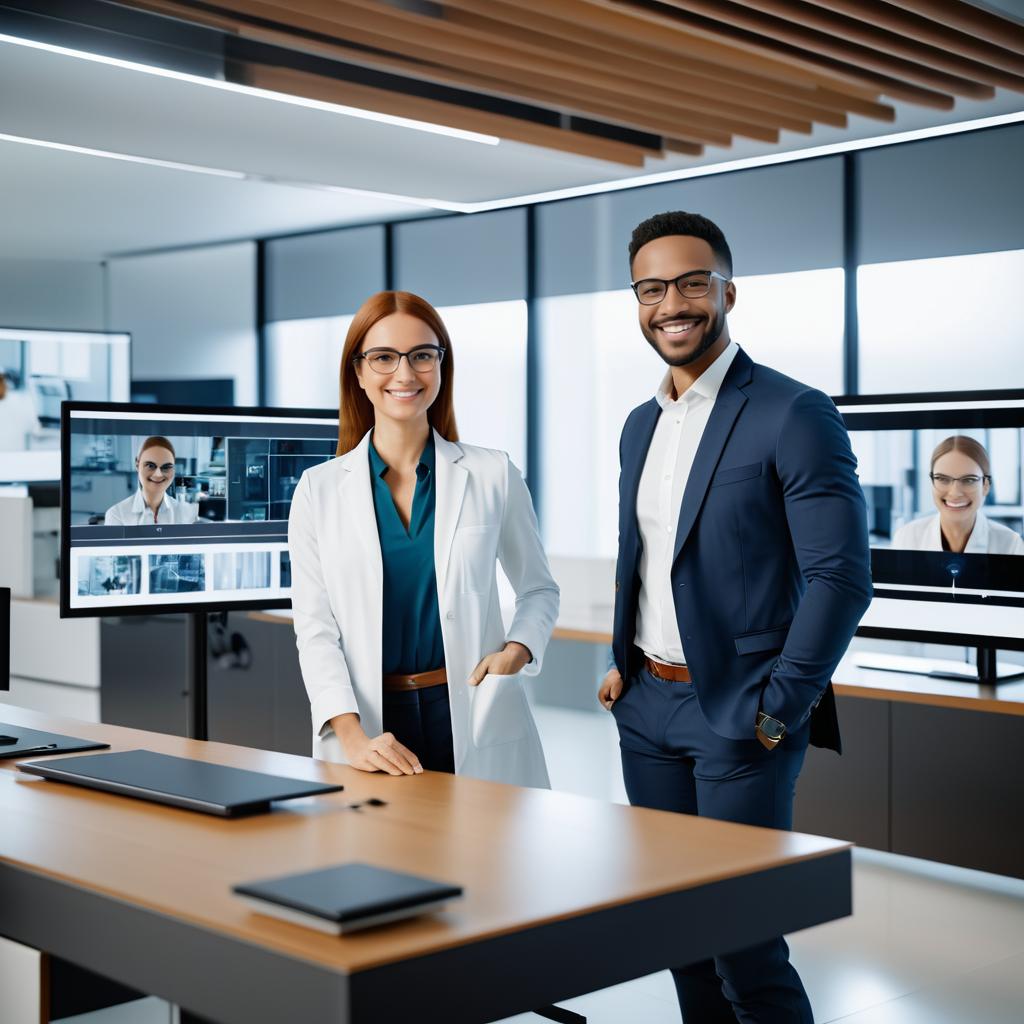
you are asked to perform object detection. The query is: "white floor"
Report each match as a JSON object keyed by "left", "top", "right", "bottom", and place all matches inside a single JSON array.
[{"left": 57, "top": 706, "right": 1024, "bottom": 1024}]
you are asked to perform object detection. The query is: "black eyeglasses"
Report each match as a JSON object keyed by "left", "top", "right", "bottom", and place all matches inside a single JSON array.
[
  {"left": 141, "top": 461, "right": 175, "bottom": 474},
  {"left": 354, "top": 345, "right": 445, "bottom": 375},
  {"left": 631, "top": 270, "right": 730, "bottom": 305}
]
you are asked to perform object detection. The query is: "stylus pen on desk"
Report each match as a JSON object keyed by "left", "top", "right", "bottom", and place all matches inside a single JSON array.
[{"left": 15, "top": 744, "right": 60, "bottom": 756}]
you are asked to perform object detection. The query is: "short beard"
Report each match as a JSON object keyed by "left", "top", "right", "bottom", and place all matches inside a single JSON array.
[{"left": 642, "top": 308, "right": 725, "bottom": 368}]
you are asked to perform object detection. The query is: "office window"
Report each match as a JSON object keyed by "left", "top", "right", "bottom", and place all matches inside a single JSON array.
[
  {"left": 438, "top": 300, "right": 528, "bottom": 473},
  {"left": 728, "top": 268, "right": 844, "bottom": 395},
  {"left": 265, "top": 315, "right": 350, "bottom": 410},
  {"left": 537, "top": 269, "right": 844, "bottom": 558},
  {"left": 394, "top": 209, "right": 529, "bottom": 473},
  {"left": 858, "top": 250, "right": 1024, "bottom": 394}
]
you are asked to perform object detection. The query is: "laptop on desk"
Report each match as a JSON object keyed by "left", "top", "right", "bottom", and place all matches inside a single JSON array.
[{"left": 17, "top": 749, "right": 344, "bottom": 816}]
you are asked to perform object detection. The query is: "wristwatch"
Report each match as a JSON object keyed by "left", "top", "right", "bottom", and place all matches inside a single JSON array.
[{"left": 756, "top": 711, "right": 787, "bottom": 750}]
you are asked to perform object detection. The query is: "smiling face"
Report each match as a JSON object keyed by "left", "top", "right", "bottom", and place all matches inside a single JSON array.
[
  {"left": 931, "top": 449, "right": 990, "bottom": 526},
  {"left": 354, "top": 312, "right": 442, "bottom": 427},
  {"left": 137, "top": 445, "right": 176, "bottom": 504},
  {"left": 631, "top": 234, "right": 736, "bottom": 371}
]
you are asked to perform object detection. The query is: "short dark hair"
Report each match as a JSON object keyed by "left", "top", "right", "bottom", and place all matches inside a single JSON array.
[{"left": 628, "top": 211, "right": 733, "bottom": 276}]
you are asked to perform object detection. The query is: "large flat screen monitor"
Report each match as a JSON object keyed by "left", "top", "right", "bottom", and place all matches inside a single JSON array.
[
  {"left": 0, "top": 328, "right": 131, "bottom": 483},
  {"left": 60, "top": 402, "right": 338, "bottom": 617},
  {"left": 838, "top": 389, "right": 1024, "bottom": 656}
]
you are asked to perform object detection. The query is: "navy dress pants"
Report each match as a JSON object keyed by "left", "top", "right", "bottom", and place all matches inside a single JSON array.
[
  {"left": 382, "top": 683, "right": 456, "bottom": 774},
  {"left": 612, "top": 668, "right": 813, "bottom": 1024}
]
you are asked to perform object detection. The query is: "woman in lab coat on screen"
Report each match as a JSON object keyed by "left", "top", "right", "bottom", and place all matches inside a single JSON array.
[
  {"left": 287, "top": 291, "right": 558, "bottom": 787},
  {"left": 105, "top": 436, "right": 199, "bottom": 527},
  {"left": 891, "top": 436, "right": 1024, "bottom": 555}
]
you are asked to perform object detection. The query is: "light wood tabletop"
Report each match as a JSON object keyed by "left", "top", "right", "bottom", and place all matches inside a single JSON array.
[{"left": 0, "top": 705, "right": 851, "bottom": 1022}]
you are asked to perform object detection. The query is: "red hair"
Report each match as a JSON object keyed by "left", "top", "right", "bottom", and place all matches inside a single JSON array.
[{"left": 337, "top": 291, "right": 458, "bottom": 456}]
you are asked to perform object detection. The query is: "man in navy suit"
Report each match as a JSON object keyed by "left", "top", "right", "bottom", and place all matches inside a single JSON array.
[{"left": 599, "top": 211, "right": 872, "bottom": 1023}]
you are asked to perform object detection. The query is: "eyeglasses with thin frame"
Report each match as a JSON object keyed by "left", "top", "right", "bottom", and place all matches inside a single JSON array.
[
  {"left": 631, "top": 270, "right": 730, "bottom": 305},
  {"left": 354, "top": 345, "right": 445, "bottom": 375},
  {"left": 141, "top": 461, "right": 175, "bottom": 475},
  {"left": 930, "top": 473, "right": 989, "bottom": 489}
]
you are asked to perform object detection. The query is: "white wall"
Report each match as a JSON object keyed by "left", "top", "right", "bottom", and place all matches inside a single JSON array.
[
  {"left": 107, "top": 242, "right": 257, "bottom": 405},
  {"left": 0, "top": 259, "right": 105, "bottom": 330}
]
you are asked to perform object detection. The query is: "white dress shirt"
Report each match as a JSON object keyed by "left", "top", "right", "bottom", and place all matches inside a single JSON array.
[
  {"left": 635, "top": 341, "right": 739, "bottom": 665},
  {"left": 104, "top": 489, "right": 199, "bottom": 526},
  {"left": 891, "top": 510, "right": 1024, "bottom": 555}
]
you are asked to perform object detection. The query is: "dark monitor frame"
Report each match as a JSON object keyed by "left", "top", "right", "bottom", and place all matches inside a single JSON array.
[
  {"left": 60, "top": 400, "right": 338, "bottom": 619},
  {"left": 834, "top": 387, "right": 1024, "bottom": 653},
  {"left": 1, "top": 586, "right": 9, "bottom": 692}
]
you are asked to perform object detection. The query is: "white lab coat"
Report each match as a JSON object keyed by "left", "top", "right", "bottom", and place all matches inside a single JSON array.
[
  {"left": 891, "top": 510, "right": 1024, "bottom": 555},
  {"left": 104, "top": 489, "right": 200, "bottom": 526},
  {"left": 287, "top": 429, "right": 559, "bottom": 788}
]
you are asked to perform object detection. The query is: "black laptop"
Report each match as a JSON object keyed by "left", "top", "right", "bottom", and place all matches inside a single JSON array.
[
  {"left": 17, "top": 749, "right": 343, "bottom": 817},
  {"left": 0, "top": 724, "right": 109, "bottom": 759}
]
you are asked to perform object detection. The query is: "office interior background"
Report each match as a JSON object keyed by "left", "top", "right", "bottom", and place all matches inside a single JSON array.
[{"left": 3, "top": 1, "right": 1024, "bottom": 1022}]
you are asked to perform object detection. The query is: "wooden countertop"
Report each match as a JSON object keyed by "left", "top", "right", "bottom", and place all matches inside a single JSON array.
[
  {"left": 0, "top": 705, "right": 846, "bottom": 977},
  {"left": 247, "top": 606, "right": 1024, "bottom": 717}
]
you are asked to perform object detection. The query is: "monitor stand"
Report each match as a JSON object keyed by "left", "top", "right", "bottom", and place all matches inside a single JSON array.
[
  {"left": 186, "top": 612, "right": 208, "bottom": 741},
  {"left": 854, "top": 646, "right": 1024, "bottom": 685}
]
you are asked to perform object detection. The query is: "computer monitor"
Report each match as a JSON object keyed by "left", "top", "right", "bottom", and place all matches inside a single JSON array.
[
  {"left": 60, "top": 402, "right": 338, "bottom": 617},
  {"left": 837, "top": 389, "right": 1024, "bottom": 660},
  {"left": 0, "top": 328, "right": 131, "bottom": 483}
]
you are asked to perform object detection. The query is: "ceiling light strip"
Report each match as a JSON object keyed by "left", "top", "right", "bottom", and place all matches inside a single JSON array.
[
  {"left": 0, "top": 33, "right": 499, "bottom": 146},
  {"left": 0, "top": 132, "right": 247, "bottom": 178}
]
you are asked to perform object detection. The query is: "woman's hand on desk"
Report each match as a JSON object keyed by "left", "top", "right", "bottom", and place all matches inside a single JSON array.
[
  {"left": 331, "top": 714, "right": 423, "bottom": 776},
  {"left": 598, "top": 667, "right": 624, "bottom": 711},
  {"left": 468, "top": 642, "right": 532, "bottom": 686}
]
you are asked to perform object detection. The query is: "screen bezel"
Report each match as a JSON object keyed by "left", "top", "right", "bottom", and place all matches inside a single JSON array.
[
  {"left": 60, "top": 400, "right": 338, "bottom": 619},
  {"left": 836, "top": 387, "right": 1024, "bottom": 652}
]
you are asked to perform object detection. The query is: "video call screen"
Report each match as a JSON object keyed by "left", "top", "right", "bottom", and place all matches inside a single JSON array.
[
  {"left": 0, "top": 328, "right": 130, "bottom": 483},
  {"left": 61, "top": 404, "right": 338, "bottom": 616},
  {"left": 838, "top": 392, "right": 1024, "bottom": 647}
]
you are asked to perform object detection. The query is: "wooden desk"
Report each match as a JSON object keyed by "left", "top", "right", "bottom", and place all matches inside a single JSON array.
[{"left": 0, "top": 705, "right": 850, "bottom": 1024}]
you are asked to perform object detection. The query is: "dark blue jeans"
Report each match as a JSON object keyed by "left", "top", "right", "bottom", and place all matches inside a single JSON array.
[
  {"left": 612, "top": 668, "right": 813, "bottom": 1024},
  {"left": 382, "top": 684, "right": 455, "bottom": 774}
]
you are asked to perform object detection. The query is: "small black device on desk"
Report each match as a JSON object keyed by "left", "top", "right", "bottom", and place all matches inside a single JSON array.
[
  {"left": 233, "top": 862, "right": 464, "bottom": 934},
  {"left": 1, "top": 585, "right": 9, "bottom": 693},
  {"left": 17, "top": 749, "right": 343, "bottom": 816},
  {"left": 0, "top": 724, "right": 110, "bottom": 759}
]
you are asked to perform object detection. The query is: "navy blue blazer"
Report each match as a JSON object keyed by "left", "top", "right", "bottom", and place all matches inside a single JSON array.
[{"left": 612, "top": 347, "right": 872, "bottom": 753}]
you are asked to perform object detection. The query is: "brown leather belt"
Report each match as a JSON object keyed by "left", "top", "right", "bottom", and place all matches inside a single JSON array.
[
  {"left": 645, "top": 657, "right": 692, "bottom": 683},
  {"left": 382, "top": 667, "right": 448, "bottom": 692}
]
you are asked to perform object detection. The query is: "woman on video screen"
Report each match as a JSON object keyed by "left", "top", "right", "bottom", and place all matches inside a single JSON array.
[
  {"left": 104, "top": 435, "right": 199, "bottom": 526},
  {"left": 891, "top": 436, "right": 1024, "bottom": 555}
]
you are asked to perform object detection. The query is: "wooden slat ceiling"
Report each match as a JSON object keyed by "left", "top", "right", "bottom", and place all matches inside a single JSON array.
[{"left": 119, "top": 0, "right": 1024, "bottom": 166}]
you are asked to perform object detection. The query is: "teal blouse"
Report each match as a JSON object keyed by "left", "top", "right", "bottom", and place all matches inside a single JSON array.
[{"left": 369, "top": 433, "right": 446, "bottom": 676}]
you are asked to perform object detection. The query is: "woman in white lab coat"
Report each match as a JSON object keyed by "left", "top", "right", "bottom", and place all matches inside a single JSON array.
[
  {"left": 104, "top": 436, "right": 199, "bottom": 526},
  {"left": 891, "top": 436, "right": 1024, "bottom": 555},
  {"left": 288, "top": 291, "right": 558, "bottom": 787}
]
